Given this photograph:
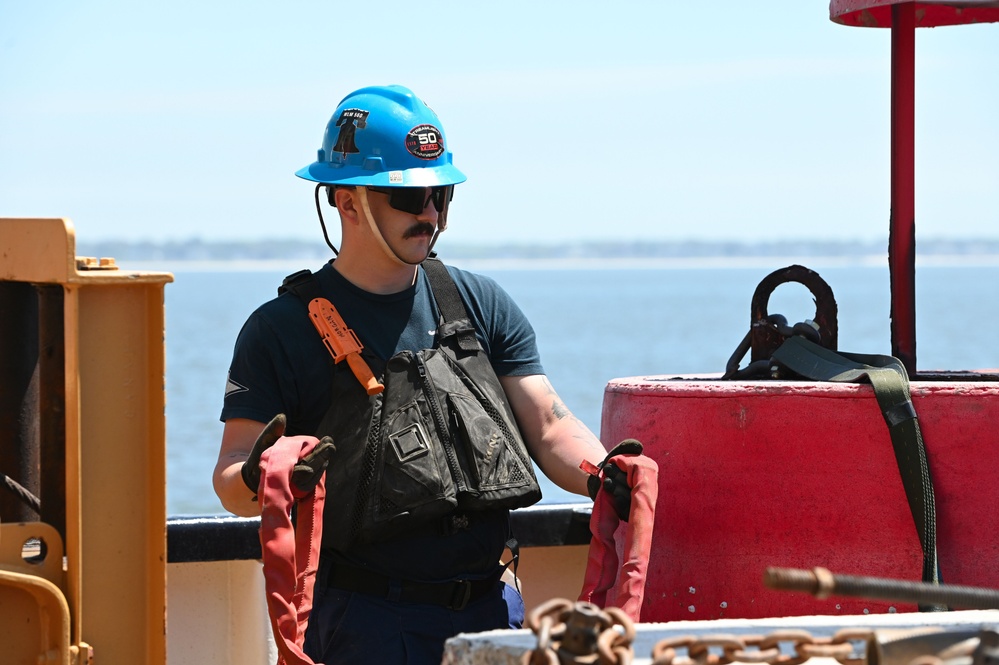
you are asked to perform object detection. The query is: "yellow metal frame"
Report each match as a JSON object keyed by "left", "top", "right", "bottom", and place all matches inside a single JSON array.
[
  {"left": 0, "top": 522, "right": 73, "bottom": 663},
  {"left": 0, "top": 218, "right": 172, "bottom": 664}
]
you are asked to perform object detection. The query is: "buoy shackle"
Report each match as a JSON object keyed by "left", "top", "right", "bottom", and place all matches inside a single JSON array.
[{"left": 749, "top": 264, "right": 839, "bottom": 363}]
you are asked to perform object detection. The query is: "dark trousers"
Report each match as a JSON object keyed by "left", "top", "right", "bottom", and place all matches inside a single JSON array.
[{"left": 303, "top": 572, "right": 524, "bottom": 664}]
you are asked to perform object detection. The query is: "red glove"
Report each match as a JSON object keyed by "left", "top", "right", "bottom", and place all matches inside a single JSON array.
[
  {"left": 242, "top": 414, "right": 335, "bottom": 497},
  {"left": 579, "top": 441, "right": 659, "bottom": 621}
]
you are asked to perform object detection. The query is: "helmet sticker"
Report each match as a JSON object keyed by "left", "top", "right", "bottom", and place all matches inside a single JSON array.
[
  {"left": 388, "top": 171, "right": 404, "bottom": 184},
  {"left": 406, "top": 124, "right": 445, "bottom": 160},
  {"left": 332, "top": 108, "right": 369, "bottom": 155}
]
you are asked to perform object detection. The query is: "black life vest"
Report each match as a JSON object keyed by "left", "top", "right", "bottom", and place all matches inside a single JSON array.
[{"left": 280, "top": 257, "right": 542, "bottom": 546}]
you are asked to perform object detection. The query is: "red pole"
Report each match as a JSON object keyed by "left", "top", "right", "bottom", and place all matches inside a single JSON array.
[{"left": 890, "top": 2, "right": 917, "bottom": 374}]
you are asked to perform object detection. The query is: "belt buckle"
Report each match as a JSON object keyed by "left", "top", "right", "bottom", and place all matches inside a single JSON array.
[{"left": 449, "top": 579, "right": 472, "bottom": 610}]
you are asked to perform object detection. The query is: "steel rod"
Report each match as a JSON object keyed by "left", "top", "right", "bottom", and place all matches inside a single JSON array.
[{"left": 765, "top": 566, "right": 999, "bottom": 610}]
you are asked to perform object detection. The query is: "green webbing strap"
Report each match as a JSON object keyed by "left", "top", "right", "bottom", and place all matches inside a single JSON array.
[{"left": 771, "top": 336, "right": 941, "bottom": 595}]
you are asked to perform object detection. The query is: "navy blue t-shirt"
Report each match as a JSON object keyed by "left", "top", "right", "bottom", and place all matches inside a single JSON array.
[{"left": 221, "top": 260, "right": 544, "bottom": 580}]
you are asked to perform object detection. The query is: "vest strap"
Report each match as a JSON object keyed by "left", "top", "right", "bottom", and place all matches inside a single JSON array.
[{"left": 422, "top": 257, "right": 479, "bottom": 352}]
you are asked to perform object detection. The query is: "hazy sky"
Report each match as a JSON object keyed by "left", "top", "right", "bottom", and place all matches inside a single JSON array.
[{"left": 1, "top": 1, "right": 996, "bottom": 246}]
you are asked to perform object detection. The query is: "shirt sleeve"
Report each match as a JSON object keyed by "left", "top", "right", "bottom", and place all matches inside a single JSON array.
[
  {"left": 450, "top": 267, "right": 545, "bottom": 377},
  {"left": 220, "top": 308, "right": 299, "bottom": 425}
]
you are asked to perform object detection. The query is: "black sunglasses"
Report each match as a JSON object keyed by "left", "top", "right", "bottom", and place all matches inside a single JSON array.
[{"left": 366, "top": 185, "right": 453, "bottom": 215}]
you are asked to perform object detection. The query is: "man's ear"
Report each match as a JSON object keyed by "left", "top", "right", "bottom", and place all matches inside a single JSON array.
[{"left": 333, "top": 187, "right": 360, "bottom": 223}]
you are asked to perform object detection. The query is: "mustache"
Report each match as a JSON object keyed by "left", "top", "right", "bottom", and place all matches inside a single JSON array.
[{"left": 403, "top": 223, "right": 436, "bottom": 239}]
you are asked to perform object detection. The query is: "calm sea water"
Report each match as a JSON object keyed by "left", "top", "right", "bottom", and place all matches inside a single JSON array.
[{"left": 162, "top": 260, "right": 999, "bottom": 515}]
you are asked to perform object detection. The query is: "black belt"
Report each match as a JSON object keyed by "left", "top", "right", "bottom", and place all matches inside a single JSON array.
[{"left": 326, "top": 562, "right": 500, "bottom": 611}]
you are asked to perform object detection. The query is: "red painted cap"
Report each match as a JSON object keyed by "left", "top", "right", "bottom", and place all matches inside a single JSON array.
[{"left": 830, "top": 0, "right": 999, "bottom": 27}]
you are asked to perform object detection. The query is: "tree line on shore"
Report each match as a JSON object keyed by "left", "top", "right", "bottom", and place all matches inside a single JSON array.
[{"left": 77, "top": 237, "right": 999, "bottom": 262}]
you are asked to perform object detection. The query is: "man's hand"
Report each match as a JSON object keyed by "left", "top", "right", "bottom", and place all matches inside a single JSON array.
[
  {"left": 291, "top": 436, "right": 335, "bottom": 493},
  {"left": 241, "top": 414, "right": 336, "bottom": 496},
  {"left": 241, "top": 414, "right": 287, "bottom": 495},
  {"left": 586, "top": 439, "right": 643, "bottom": 521}
]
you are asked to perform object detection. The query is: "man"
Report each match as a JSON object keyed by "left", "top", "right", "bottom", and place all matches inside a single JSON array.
[{"left": 212, "top": 84, "right": 613, "bottom": 664}]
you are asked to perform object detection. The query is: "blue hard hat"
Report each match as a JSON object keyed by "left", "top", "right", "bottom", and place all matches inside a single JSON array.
[{"left": 295, "top": 85, "right": 466, "bottom": 188}]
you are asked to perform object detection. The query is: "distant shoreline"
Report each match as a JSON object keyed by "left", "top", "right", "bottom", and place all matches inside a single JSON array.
[
  {"left": 81, "top": 237, "right": 999, "bottom": 272},
  {"left": 113, "top": 253, "right": 999, "bottom": 273}
]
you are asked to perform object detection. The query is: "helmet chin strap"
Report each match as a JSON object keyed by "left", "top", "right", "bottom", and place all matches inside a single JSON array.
[
  {"left": 357, "top": 187, "right": 432, "bottom": 267},
  {"left": 427, "top": 203, "right": 447, "bottom": 256},
  {"left": 427, "top": 228, "right": 443, "bottom": 256}
]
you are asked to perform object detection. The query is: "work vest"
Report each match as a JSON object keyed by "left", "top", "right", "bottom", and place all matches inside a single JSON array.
[{"left": 281, "top": 258, "right": 542, "bottom": 547}]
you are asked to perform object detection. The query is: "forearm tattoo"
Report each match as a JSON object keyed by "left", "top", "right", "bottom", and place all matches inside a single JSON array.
[
  {"left": 543, "top": 378, "right": 575, "bottom": 422},
  {"left": 539, "top": 377, "right": 603, "bottom": 455}
]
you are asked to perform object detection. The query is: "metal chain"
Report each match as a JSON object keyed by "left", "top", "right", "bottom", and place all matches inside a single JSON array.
[
  {"left": 522, "top": 599, "right": 636, "bottom": 665},
  {"left": 651, "top": 628, "right": 874, "bottom": 665},
  {"left": 521, "top": 604, "right": 993, "bottom": 665}
]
